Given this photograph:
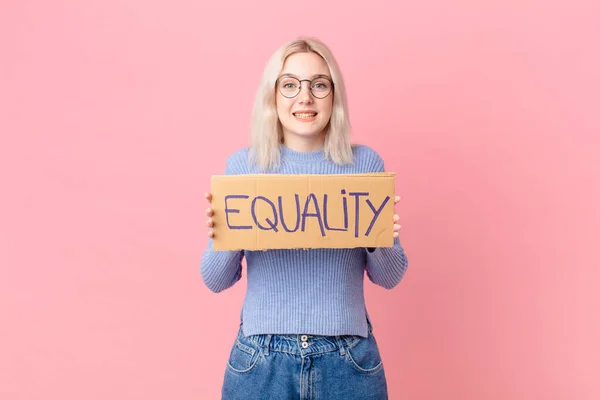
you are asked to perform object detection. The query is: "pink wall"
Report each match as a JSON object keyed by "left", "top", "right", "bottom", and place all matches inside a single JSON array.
[{"left": 1, "top": 0, "right": 598, "bottom": 399}]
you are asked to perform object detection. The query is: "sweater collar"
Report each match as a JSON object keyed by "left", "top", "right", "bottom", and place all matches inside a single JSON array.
[{"left": 280, "top": 143, "right": 326, "bottom": 164}]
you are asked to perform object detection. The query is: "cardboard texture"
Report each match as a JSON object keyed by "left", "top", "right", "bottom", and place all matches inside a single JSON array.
[{"left": 211, "top": 173, "right": 396, "bottom": 251}]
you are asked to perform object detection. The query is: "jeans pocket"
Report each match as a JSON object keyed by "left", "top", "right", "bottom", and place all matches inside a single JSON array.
[
  {"left": 345, "top": 333, "right": 384, "bottom": 374},
  {"left": 226, "top": 333, "right": 262, "bottom": 374}
]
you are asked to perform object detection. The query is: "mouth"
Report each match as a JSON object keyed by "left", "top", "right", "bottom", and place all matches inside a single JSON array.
[{"left": 292, "top": 111, "right": 318, "bottom": 122}]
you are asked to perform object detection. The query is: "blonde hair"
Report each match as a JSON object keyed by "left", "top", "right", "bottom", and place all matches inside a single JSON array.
[{"left": 249, "top": 37, "right": 353, "bottom": 170}]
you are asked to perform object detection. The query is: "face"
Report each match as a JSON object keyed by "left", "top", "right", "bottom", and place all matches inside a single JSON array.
[{"left": 275, "top": 52, "right": 334, "bottom": 143}]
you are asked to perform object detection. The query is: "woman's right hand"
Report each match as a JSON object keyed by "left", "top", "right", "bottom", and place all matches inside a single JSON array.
[{"left": 205, "top": 192, "right": 214, "bottom": 238}]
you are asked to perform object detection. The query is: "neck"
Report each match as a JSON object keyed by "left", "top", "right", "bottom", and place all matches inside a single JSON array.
[{"left": 282, "top": 132, "right": 325, "bottom": 152}]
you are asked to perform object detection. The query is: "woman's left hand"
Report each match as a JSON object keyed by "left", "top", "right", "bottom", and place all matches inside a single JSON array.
[{"left": 393, "top": 196, "right": 402, "bottom": 238}]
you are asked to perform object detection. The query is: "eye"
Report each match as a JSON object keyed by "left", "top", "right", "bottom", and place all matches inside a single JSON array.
[
  {"left": 279, "top": 78, "right": 299, "bottom": 89},
  {"left": 312, "top": 79, "right": 331, "bottom": 90}
]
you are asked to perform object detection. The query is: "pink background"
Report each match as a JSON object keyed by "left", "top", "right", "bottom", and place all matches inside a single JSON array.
[{"left": 1, "top": 0, "right": 599, "bottom": 399}]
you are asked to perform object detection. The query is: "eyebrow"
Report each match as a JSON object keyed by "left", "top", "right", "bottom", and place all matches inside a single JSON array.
[{"left": 278, "top": 73, "right": 332, "bottom": 80}]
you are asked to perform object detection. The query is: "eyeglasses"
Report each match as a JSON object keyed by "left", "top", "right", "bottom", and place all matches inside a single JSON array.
[{"left": 276, "top": 76, "right": 334, "bottom": 99}]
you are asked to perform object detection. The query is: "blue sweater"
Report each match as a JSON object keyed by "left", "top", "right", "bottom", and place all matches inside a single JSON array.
[{"left": 200, "top": 144, "right": 408, "bottom": 337}]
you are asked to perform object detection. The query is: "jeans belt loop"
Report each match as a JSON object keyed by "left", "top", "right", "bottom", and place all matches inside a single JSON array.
[
  {"left": 335, "top": 337, "right": 347, "bottom": 356},
  {"left": 263, "top": 334, "right": 272, "bottom": 356}
]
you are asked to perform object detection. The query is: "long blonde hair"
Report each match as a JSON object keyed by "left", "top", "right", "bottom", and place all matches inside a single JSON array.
[{"left": 249, "top": 37, "right": 353, "bottom": 170}]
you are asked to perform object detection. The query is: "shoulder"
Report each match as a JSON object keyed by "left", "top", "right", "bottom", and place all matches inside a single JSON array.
[
  {"left": 226, "top": 147, "right": 251, "bottom": 162},
  {"left": 351, "top": 144, "right": 385, "bottom": 172},
  {"left": 352, "top": 144, "right": 383, "bottom": 160},
  {"left": 224, "top": 147, "right": 251, "bottom": 175}
]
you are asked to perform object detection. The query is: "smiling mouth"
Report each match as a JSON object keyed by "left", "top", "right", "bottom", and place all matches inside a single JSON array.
[{"left": 293, "top": 112, "right": 318, "bottom": 120}]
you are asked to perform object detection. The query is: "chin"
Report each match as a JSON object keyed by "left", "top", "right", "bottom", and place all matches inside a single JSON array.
[{"left": 293, "top": 125, "right": 327, "bottom": 136}]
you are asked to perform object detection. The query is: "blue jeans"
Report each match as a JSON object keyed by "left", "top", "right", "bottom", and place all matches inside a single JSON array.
[{"left": 221, "top": 320, "right": 388, "bottom": 400}]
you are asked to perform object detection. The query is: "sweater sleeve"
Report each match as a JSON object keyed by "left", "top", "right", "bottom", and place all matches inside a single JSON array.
[
  {"left": 366, "top": 236, "right": 408, "bottom": 289},
  {"left": 363, "top": 147, "right": 409, "bottom": 289},
  {"left": 199, "top": 151, "right": 247, "bottom": 293}
]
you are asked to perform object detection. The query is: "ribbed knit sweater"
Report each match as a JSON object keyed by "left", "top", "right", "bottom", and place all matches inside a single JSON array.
[{"left": 200, "top": 144, "right": 408, "bottom": 337}]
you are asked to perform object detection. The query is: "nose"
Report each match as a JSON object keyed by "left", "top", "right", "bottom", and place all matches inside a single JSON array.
[{"left": 297, "top": 81, "right": 314, "bottom": 104}]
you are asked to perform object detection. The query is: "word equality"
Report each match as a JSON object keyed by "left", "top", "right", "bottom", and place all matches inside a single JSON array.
[{"left": 224, "top": 190, "right": 391, "bottom": 238}]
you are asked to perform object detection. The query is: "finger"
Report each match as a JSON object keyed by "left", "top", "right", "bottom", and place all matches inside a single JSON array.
[
  {"left": 208, "top": 230, "right": 214, "bottom": 238},
  {"left": 393, "top": 224, "right": 401, "bottom": 231},
  {"left": 393, "top": 214, "right": 400, "bottom": 222},
  {"left": 394, "top": 195, "right": 401, "bottom": 204},
  {"left": 393, "top": 231, "right": 399, "bottom": 238},
  {"left": 205, "top": 193, "right": 213, "bottom": 202},
  {"left": 206, "top": 218, "right": 214, "bottom": 228},
  {"left": 206, "top": 207, "right": 214, "bottom": 217}
]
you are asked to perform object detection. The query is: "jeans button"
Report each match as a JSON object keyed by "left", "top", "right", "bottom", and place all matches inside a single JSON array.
[
  {"left": 301, "top": 342, "right": 309, "bottom": 348},
  {"left": 300, "top": 335, "right": 308, "bottom": 342}
]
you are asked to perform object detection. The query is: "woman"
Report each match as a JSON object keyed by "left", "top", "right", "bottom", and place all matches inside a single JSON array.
[{"left": 201, "top": 37, "right": 408, "bottom": 400}]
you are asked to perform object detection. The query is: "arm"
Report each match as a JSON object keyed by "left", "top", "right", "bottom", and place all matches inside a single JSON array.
[
  {"left": 200, "top": 151, "right": 247, "bottom": 293},
  {"left": 364, "top": 148, "right": 409, "bottom": 289},
  {"left": 366, "top": 237, "right": 408, "bottom": 289},
  {"left": 200, "top": 240, "right": 244, "bottom": 293}
]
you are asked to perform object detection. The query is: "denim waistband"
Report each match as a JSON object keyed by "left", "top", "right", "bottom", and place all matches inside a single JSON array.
[
  {"left": 242, "top": 329, "right": 363, "bottom": 357},
  {"left": 239, "top": 314, "right": 373, "bottom": 358}
]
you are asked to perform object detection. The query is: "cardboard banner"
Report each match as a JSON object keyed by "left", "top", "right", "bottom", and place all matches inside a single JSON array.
[{"left": 210, "top": 173, "right": 395, "bottom": 251}]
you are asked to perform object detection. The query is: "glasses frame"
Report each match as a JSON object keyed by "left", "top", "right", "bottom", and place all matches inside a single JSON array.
[{"left": 275, "top": 76, "right": 334, "bottom": 99}]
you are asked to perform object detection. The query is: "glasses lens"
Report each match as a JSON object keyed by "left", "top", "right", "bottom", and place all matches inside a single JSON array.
[
  {"left": 310, "top": 78, "right": 332, "bottom": 98},
  {"left": 278, "top": 77, "right": 300, "bottom": 98}
]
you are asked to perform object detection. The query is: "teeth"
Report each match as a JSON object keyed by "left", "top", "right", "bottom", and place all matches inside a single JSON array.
[{"left": 295, "top": 113, "right": 316, "bottom": 118}]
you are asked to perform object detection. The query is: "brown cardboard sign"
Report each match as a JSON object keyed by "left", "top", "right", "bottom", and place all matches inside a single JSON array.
[{"left": 211, "top": 173, "right": 395, "bottom": 251}]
